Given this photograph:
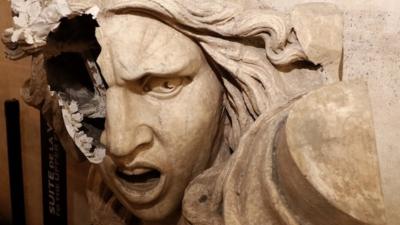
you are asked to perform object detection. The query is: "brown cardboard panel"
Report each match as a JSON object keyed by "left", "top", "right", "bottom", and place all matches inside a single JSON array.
[{"left": 0, "top": 1, "right": 42, "bottom": 225}]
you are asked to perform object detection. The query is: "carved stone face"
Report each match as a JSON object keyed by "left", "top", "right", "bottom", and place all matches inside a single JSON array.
[{"left": 95, "top": 14, "right": 224, "bottom": 222}]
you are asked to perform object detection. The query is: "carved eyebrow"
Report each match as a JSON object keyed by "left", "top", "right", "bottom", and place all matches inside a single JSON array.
[{"left": 114, "top": 51, "right": 202, "bottom": 83}]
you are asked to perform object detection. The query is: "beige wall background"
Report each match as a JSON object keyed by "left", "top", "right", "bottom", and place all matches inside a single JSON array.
[{"left": 1, "top": 0, "right": 399, "bottom": 225}]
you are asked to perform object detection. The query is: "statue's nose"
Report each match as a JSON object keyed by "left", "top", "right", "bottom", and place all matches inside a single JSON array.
[
  {"left": 101, "top": 124, "right": 153, "bottom": 158},
  {"left": 101, "top": 87, "right": 155, "bottom": 163}
]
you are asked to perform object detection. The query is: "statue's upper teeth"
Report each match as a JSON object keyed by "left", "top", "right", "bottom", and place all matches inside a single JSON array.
[{"left": 129, "top": 168, "right": 154, "bottom": 176}]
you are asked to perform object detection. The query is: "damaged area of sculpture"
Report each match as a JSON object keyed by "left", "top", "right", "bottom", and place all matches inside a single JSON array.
[
  {"left": 3, "top": 0, "right": 99, "bottom": 59},
  {"left": 49, "top": 52, "right": 107, "bottom": 163},
  {"left": 58, "top": 98, "right": 105, "bottom": 163},
  {"left": 2, "top": 0, "right": 107, "bottom": 163}
]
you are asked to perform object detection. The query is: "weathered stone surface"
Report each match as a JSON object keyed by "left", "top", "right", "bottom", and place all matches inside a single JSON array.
[
  {"left": 280, "top": 81, "right": 386, "bottom": 225},
  {"left": 291, "top": 3, "right": 343, "bottom": 83},
  {"left": 263, "top": 1, "right": 400, "bottom": 224},
  {"left": 2, "top": 0, "right": 398, "bottom": 225}
]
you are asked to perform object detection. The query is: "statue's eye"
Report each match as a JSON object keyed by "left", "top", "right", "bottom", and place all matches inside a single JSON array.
[{"left": 142, "top": 77, "right": 185, "bottom": 97}]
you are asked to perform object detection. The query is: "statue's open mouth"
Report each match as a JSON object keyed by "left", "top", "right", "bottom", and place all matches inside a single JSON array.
[
  {"left": 116, "top": 168, "right": 161, "bottom": 192},
  {"left": 100, "top": 157, "right": 167, "bottom": 204}
]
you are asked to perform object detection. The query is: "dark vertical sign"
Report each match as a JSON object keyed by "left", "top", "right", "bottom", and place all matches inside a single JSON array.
[
  {"left": 41, "top": 116, "right": 67, "bottom": 225},
  {"left": 5, "top": 99, "right": 26, "bottom": 225}
]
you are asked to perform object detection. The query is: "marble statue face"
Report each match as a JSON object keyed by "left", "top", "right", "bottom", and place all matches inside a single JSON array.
[{"left": 95, "top": 14, "right": 224, "bottom": 222}]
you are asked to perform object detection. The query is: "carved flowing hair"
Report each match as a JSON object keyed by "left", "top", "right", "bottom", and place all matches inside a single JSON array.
[
  {"left": 3, "top": 0, "right": 341, "bottom": 159},
  {"left": 95, "top": 0, "right": 310, "bottom": 150}
]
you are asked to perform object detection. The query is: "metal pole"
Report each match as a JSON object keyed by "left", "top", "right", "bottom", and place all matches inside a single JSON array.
[{"left": 4, "top": 99, "right": 26, "bottom": 225}]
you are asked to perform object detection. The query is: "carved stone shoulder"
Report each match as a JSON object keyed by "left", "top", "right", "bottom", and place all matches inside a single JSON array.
[{"left": 276, "top": 81, "right": 386, "bottom": 225}]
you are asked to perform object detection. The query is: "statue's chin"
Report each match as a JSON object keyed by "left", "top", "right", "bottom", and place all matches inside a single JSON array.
[
  {"left": 130, "top": 204, "right": 181, "bottom": 225},
  {"left": 117, "top": 189, "right": 182, "bottom": 224}
]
